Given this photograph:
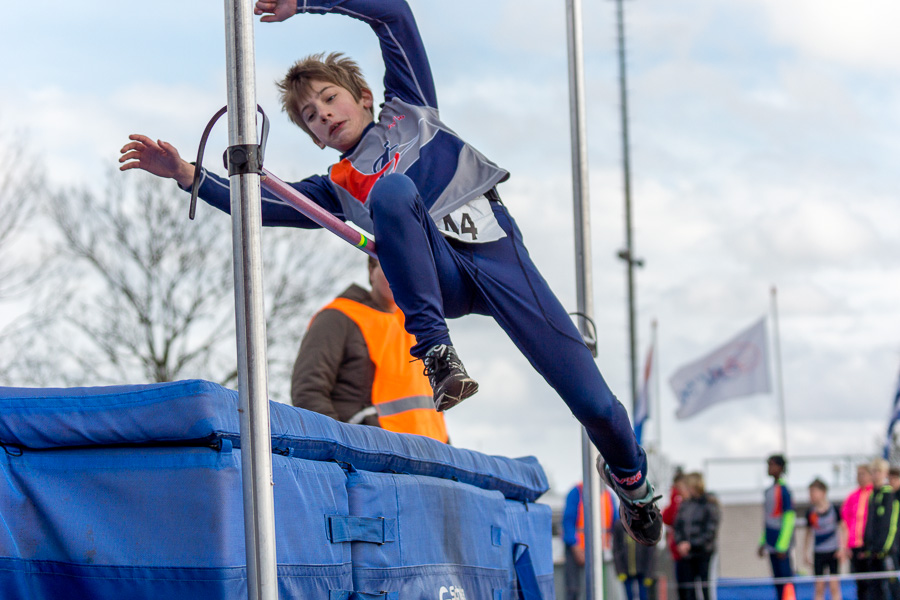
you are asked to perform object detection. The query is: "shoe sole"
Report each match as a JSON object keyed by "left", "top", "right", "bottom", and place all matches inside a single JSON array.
[
  {"left": 435, "top": 379, "right": 479, "bottom": 412},
  {"left": 595, "top": 456, "right": 660, "bottom": 547}
]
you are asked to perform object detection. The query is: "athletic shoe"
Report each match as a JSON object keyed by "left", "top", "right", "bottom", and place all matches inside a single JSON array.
[
  {"left": 596, "top": 456, "right": 663, "bottom": 546},
  {"left": 422, "top": 344, "right": 479, "bottom": 412}
]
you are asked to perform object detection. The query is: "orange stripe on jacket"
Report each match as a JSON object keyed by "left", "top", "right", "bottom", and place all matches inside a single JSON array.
[{"left": 330, "top": 154, "right": 400, "bottom": 203}]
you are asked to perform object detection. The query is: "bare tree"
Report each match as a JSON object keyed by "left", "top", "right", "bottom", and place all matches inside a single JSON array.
[
  {"left": 45, "top": 169, "right": 355, "bottom": 398},
  {"left": 0, "top": 133, "right": 48, "bottom": 294},
  {"left": 0, "top": 131, "right": 56, "bottom": 384}
]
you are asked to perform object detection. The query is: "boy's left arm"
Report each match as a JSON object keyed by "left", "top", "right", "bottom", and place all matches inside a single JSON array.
[{"left": 256, "top": 0, "right": 438, "bottom": 108}]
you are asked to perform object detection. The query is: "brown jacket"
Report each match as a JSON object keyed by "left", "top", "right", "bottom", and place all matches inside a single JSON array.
[{"left": 290, "top": 284, "right": 385, "bottom": 425}]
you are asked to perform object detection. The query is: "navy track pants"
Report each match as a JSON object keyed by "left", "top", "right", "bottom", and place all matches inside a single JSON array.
[{"left": 369, "top": 173, "right": 646, "bottom": 484}]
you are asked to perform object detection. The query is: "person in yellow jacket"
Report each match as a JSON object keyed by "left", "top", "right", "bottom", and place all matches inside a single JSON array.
[{"left": 290, "top": 257, "right": 448, "bottom": 442}]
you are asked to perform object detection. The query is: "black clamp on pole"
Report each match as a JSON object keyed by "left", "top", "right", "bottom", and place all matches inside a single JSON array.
[
  {"left": 188, "top": 105, "right": 270, "bottom": 220},
  {"left": 226, "top": 144, "right": 261, "bottom": 176}
]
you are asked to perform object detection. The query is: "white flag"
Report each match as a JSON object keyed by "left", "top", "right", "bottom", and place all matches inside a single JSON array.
[{"left": 670, "top": 317, "right": 771, "bottom": 419}]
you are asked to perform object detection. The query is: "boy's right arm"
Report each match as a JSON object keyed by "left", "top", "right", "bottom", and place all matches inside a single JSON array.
[
  {"left": 120, "top": 133, "right": 343, "bottom": 229},
  {"left": 119, "top": 134, "right": 195, "bottom": 187},
  {"left": 191, "top": 167, "right": 344, "bottom": 229}
]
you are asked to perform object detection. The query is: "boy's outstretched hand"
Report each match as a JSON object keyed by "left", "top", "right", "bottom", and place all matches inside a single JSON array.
[
  {"left": 119, "top": 134, "right": 195, "bottom": 188},
  {"left": 254, "top": 0, "right": 296, "bottom": 23}
]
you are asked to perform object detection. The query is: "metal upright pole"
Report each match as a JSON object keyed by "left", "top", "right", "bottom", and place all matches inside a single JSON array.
[
  {"left": 223, "top": 1, "right": 278, "bottom": 598},
  {"left": 770, "top": 286, "right": 788, "bottom": 455},
  {"left": 565, "top": 1, "right": 605, "bottom": 599},
  {"left": 613, "top": 0, "right": 642, "bottom": 419}
]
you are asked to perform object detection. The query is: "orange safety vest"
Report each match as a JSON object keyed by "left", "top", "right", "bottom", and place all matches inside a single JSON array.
[
  {"left": 576, "top": 484, "right": 614, "bottom": 551},
  {"left": 322, "top": 297, "right": 448, "bottom": 443}
]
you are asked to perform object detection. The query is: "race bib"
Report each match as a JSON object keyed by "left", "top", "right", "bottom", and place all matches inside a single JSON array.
[{"left": 436, "top": 195, "right": 506, "bottom": 244}]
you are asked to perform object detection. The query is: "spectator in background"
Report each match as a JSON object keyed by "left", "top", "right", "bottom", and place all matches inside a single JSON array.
[
  {"left": 758, "top": 454, "right": 795, "bottom": 600},
  {"left": 674, "top": 472, "right": 720, "bottom": 600},
  {"left": 663, "top": 469, "right": 689, "bottom": 600},
  {"left": 888, "top": 466, "right": 900, "bottom": 493},
  {"left": 889, "top": 467, "right": 900, "bottom": 598},
  {"left": 291, "top": 257, "right": 448, "bottom": 441},
  {"left": 613, "top": 517, "right": 657, "bottom": 600},
  {"left": 562, "top": 482, "right": 616, "bottom": 600},
  {"left": 841, "top": 464, "right": 873, "bottom": 600},
  {"left": 803, "top": 478, "right": 844, "bottom": 600},
  {"left": 863, "top": 459, "right": 899, "bottom": 600}
]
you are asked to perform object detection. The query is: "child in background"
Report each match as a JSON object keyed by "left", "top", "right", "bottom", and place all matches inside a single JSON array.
[
  {"left": 803, "top": 479, "right": 843, "bottom": 600},
  {"left": 863, "top": 459, "right": 899, "bottom": 600},
  {"left": 758, "top": 455, "right": 795, "bottom": 600}
]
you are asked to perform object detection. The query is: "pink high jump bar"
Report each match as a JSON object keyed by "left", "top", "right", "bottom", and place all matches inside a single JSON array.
[{"left": 260, "top": 168, "right": 377, "bottom": 259}]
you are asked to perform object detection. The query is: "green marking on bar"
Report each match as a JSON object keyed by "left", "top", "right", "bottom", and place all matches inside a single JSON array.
[{"left": 356, "top": 235, "right": 368, "bottom": 248}]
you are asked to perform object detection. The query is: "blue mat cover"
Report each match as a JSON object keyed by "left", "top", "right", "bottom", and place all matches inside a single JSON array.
[{"left": 0, "top": 380, "right": 553, "bottom": 599}]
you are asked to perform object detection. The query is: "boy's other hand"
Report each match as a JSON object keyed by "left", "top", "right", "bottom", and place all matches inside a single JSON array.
[
  {"left": 255, "top": 0, "right": 295, "bottom": 22},
  {"left": 119, "top": 134, "right": 195, "bottom": 188}
]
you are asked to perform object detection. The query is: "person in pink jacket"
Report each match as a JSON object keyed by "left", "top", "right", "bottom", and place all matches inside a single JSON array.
[{"left": 841, "top": 464, "right": 873, "bottom": 600}]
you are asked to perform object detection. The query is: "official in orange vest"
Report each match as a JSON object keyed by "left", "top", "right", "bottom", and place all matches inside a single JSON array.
[
  {"left": 290, "top": 257, "right": 448, "bottom": 442},
  {"left": 562, "top": 481, "right": 617, "bottom": 600}
]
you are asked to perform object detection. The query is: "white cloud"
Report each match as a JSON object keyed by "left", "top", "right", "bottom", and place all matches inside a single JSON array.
[
  {"left": 745, "top": 0, "right": 900, "bottom": 72},
  {"left": 732, "top": 195, "right": 880, "bottom": 267}
]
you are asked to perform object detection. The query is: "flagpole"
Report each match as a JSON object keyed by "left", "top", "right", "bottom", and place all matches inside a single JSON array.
[
  {"left": 652, "top": 319, "right": 661, "bottom": 453},
  {"left": 770, "top": 286, "right": 788, "bottom": 455}
]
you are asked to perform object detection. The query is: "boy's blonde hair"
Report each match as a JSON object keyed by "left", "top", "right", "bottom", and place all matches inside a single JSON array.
[
  {"left": 685, "top": 472, "right": 706, "bottom": 496},
  {"left": 871, "top": 458, "right": 889, "bottom": 474},
  {"left": 276, "top": 52, "right": 372, "bottom": 144}
]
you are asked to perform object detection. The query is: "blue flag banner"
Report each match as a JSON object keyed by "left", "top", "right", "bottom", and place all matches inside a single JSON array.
[
  {"left": 633, "top": 344, "right": 654, "bottom": 444},
  {"left": 883, "top": 367, "right": 900, "bottom": 459}
]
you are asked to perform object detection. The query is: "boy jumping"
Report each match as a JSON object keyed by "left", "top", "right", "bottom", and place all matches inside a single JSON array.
[{"left": 119, "top": 0, "right": 662, "bottom": 544}]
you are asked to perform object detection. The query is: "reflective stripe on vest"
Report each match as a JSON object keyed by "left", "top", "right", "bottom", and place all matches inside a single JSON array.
[{"left": 321, "top": 297, "right": 448, "bottom": 443}]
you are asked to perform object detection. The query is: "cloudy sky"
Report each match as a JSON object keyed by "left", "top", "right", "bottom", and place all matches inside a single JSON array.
[{"left": 2, "top": 0, "right": 899, "bottom": 495}]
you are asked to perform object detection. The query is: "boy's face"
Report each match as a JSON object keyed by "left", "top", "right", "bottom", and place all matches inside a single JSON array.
[
  {"left": 858, "top": 467, "right": 873, "bottom": 487},
  {"left": 368, "top": 260, "right": 395, "bottom": 309},
  {"left": 809, "top": 486, "right": 825, "bottom": 505},
  {"left": 297, "top": 79, "right": 374, "bottom": 152}
]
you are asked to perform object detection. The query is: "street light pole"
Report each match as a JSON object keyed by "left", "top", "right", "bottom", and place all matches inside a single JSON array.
[{"left": 613, "top": 0, "right": 643, "bottom": 419}]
